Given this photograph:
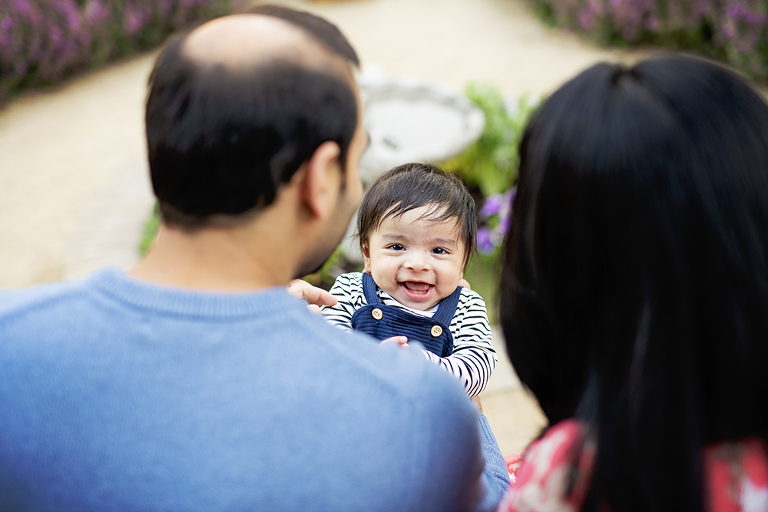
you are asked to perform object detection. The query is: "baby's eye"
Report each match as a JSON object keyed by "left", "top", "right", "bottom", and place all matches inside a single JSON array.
[
  {"left": 432, "top": 247, "right": 449, "bottom": 255},
  {"left": 387, "top": 244, "right": 405, "bottom": 251}
]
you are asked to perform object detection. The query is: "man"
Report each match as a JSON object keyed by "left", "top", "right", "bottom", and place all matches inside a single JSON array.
[{"left": 0, "top": 7, "right": 508, "bottom": 511}]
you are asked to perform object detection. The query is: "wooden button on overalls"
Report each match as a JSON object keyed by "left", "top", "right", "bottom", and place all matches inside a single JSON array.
[{"left": 430, "top": 325, "right": 443, "bottom": 337}]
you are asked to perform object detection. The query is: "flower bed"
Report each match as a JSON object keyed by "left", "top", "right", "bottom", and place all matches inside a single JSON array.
[
  {"left": 0, "top": 0, "right": 230, "bottom": 105},
  {"left": 531, "top": 0, "right": 768, "bottom": 81}
]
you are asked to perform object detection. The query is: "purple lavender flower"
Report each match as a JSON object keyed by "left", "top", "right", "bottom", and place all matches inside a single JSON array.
[
  {"left": 1, "top": 0, "right": 230, "bottom": 106},
  {"left": 480, "top": 193, "right": 505, "bottom": 219},
  {"left": 476, "top": 187, "right": 516, "bottom": 255},
  {"left": 529, "top": 0, "right": 768, "bottom": 81},
  {"left": 12, "top": 0, "right": 33, "bottom": 15},
  {"left": 477, "top": 228, "right": 495, "bottom": 255},
  {"left": 498, "top": 215, "right": 510, "bottom": 235},
  {"left": 480, "top": 188, "right": 516, "bottom": 219},
  {"left": 84, "top": 1, "right": 109, "bottom": 25},
  {"left": 50, "top": 25, "right": 62, "bottom": 44},
  {"left": 124, "top": 14, "right": 140, "bottom": 34},
  {"left": 645, "top": 16, "right": 659, "bottom": 31},
  {"left": 497, "top": 187, "right": 515, "bottom": 221}
]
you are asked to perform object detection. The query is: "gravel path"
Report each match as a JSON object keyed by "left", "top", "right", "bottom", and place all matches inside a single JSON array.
[{"left": 0, "top": 0, "right": 648, "bottom": 455}]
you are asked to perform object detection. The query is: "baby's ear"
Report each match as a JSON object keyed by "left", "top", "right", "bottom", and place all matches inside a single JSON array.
[{"left": 361, "top": 243, "right": 372, "bottom": 273}]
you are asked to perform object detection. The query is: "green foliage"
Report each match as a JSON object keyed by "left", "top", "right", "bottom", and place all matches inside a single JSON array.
[
  {"left": 530, "top": 0, "right": 768, "bottom": 82},
  {"left": 463, "top": 253, "right": 501, "bottom": 324},
  {"left": 0, "top": 0, "right": 231, "bottom": 106},
  {"left": 317, "top": 246, "right": 344, "bottom": 285},
  {"left": 301, "top": 246, "right": 363, "bottom": 290},
  {"left": 139, "top": 202, "right": 159, "bottom": 257},
  {"left": 442, "top": 84, "right": 538, "bottom": 197},
  {"left": 531, "top": 0, "right": 557, "bottom": 26}
]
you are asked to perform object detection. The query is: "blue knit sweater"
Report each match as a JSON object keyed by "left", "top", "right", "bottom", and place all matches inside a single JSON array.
[{"left": 0, "top": 269, "right": 508, "bottom": 511}]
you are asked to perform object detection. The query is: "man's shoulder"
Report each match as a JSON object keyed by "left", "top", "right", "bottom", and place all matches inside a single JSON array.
[
  {"left": 327, "top": 333, "right": 484, "bottom": 489},
  {"left": 252, "top": 309, "right": 485, "bottom": 509},
  {"left": 0, "top": 272, "right": 486, "bottom": 511},
  {"left": 0, "top": 278, "right": 90, "bottom": 323},
  {"left": 313, "top": 316, "right": 468, "bottom": 401}
]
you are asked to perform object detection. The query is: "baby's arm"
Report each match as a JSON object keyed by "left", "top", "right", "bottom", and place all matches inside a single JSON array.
[
  {"left": 422, "top": 289, "right": 498, "bottom": 397},
  {"left": 320, "top": 272, "right": 365, "bottom": 332}
]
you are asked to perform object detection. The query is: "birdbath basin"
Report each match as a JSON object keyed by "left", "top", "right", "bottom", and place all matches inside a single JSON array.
[{"left": 358, "top": 76, "right": 484, "bottom": 185}]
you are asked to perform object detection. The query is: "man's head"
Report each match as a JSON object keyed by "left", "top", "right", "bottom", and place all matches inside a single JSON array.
[{"left": 145, "top": 7, "right": 362, "bottom": 230}]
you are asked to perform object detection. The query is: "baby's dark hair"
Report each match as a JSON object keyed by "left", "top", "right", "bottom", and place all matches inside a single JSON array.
[{"left": 356, "top": 163, "right": 477, "bottom": 264}]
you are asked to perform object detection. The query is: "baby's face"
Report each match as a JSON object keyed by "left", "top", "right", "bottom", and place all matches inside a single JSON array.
[{"left": 363, "top": 205, "right": 465, "bottom": 311}]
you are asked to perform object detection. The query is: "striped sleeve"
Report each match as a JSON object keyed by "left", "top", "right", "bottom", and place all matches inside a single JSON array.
[
  {"left": 320, "top": 272, "right": 367, "bottom": 332},
  {"left": 422, "top": 288, "right": 497, "bottom": 397}
]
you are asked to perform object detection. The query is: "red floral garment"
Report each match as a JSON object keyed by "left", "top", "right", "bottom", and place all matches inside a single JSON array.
[
  {"left": 498, "top": 420, "right": 768, "bottom": 512},
  {"left": 705, "top": 438, "right": 768, "bottom": 512}
]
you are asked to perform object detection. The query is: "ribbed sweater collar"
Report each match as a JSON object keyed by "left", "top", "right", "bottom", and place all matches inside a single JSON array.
[{"left": 88, "top": 268, "right": 298, "bottom": 319}]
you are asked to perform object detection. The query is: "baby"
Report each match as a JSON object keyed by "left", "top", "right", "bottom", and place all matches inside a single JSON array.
[{"left": 322, "top": 163, "right": 497, "bottom": 397}]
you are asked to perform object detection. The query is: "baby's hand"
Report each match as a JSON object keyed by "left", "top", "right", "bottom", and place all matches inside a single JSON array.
[
  {"left": 287, "top": 279, "right": 338, "bottom": 314},
  {"left": 381, "top": 336, "right": 408, "bottom": 348}
]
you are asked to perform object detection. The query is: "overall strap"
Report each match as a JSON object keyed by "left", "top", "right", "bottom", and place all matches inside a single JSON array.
[
  {"left": 361, "top": 272, "right": 382, "bottom": 305},
  {"left": 433, "top": 286, "right": 463, "bottom": 326}
]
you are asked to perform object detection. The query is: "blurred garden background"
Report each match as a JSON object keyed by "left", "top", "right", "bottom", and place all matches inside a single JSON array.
[{"left": 2, "top": 0, "right": 766, "bottom": 455}]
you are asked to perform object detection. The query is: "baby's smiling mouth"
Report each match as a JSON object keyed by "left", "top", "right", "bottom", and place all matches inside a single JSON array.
[{"left": 400, "top": 281, "right": 434, "bottom": 300}]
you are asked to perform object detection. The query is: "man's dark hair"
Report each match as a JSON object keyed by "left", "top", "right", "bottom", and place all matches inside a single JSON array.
[
  {"left": 501, "top": 55, "right": 768, "bottom": 512},
  {"left": 356, "top": 163, "right": 477, "bottom": 265},
  {"left": 146, "top": 7, "right": 360, "bottom": 229}
]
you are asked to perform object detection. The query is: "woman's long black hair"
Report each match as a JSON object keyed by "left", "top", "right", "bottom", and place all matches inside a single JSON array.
[{"left": 500, "top": 54, "right": 768, "bottom": 512}]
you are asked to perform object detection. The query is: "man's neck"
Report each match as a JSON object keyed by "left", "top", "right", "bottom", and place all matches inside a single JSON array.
[{"left": 128, "top": 223, "right": 291, "bottom": 292}]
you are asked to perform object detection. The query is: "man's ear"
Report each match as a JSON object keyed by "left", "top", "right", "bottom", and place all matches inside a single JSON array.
[
  {"left": 301, "top": 141, "right": 342, "bottom": 219},
  {"left": 361, "top": 242, "right": 372, "bottom": 273}
]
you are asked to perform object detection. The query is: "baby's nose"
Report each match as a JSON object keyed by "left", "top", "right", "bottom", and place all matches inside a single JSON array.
[{"left": 404, "top": 251, "right": 430, "bottom": 271}]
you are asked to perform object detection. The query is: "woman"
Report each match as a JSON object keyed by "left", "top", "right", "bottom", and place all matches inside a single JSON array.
[{"left": 498, "top": 55, "right": 768, "bottom": 512}]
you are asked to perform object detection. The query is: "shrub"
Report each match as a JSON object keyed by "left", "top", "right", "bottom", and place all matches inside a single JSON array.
[
  {"left": 0, "top": 0, "right": 230, "bottom": 104},
  {"left": 442, "top": 84, "right": 536, "bottom": 197},
  {"left": 441, "top": 83, "right": 536, "bottom": 259},
  {"left": 529, "top": 0, "right": 768, "bottom": 80}
]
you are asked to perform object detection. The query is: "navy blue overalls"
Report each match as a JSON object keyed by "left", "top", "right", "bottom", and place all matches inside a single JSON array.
[{"left": 350, "top": 272, "right": 463, "bottom": 358}]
